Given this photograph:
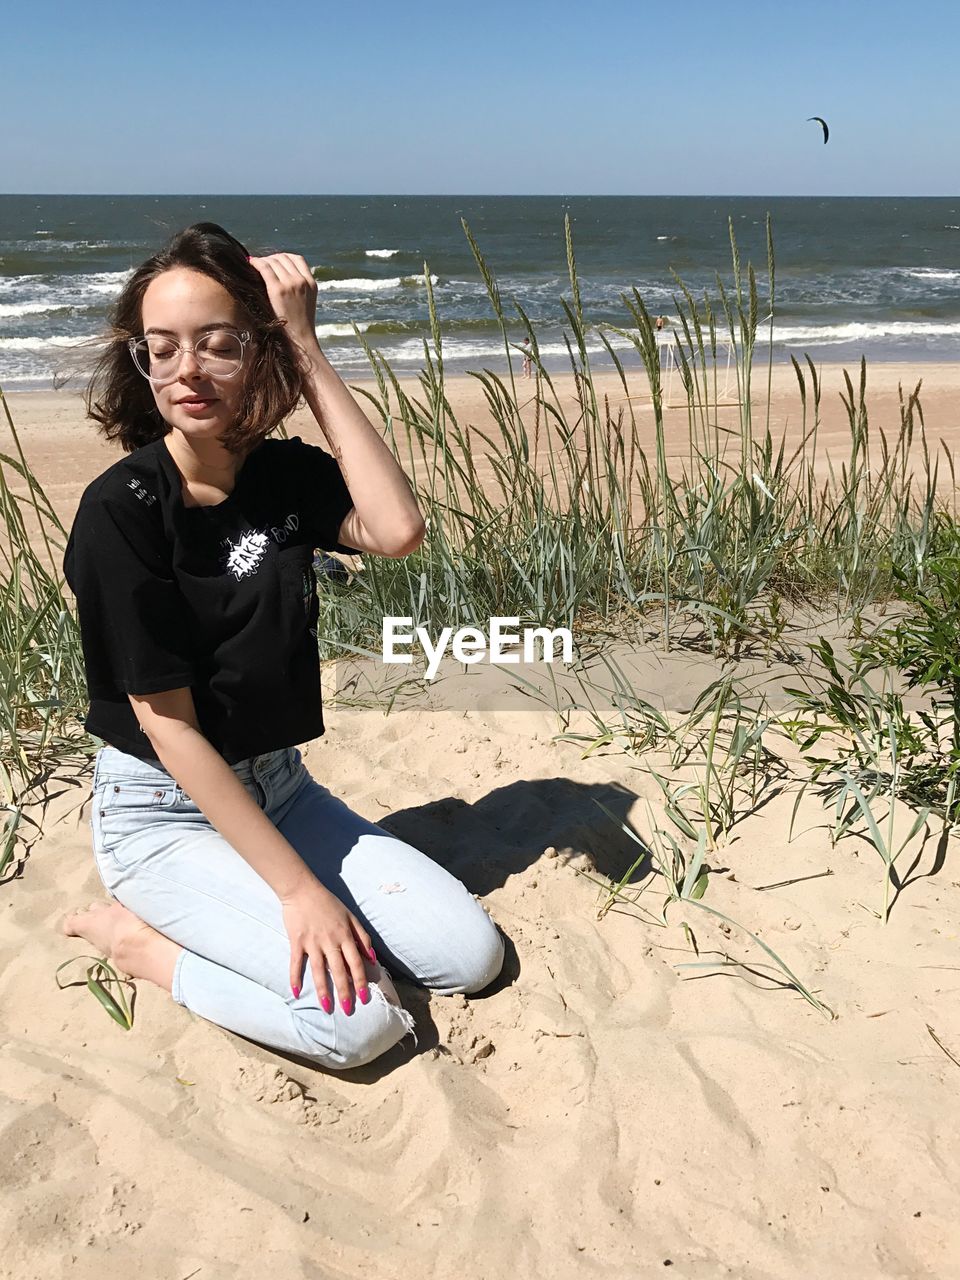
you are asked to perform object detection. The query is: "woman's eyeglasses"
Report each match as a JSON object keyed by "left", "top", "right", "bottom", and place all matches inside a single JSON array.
[{"left": 128, "top": 330, "right": 251, "bottom": 384}]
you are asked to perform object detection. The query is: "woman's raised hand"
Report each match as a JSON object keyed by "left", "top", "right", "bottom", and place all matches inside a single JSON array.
[
  {"left": 248, "top": 251, "right": 320, "bottom": 364},
  {"left": 279, "top": 871, "right": 377, "bottom": 1015}
]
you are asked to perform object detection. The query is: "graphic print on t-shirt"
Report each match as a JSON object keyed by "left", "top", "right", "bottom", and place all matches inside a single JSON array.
[
  {"left": 221, "top": 513, "right": 302, "bottom": 581},
  {"left": 223, "top": 530, "right": 271, "bottom": 579}
]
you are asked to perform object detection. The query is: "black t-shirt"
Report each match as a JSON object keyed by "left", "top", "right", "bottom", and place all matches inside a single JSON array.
[{"left": 63, "top": 433, "right": 358, "bottom": 765}]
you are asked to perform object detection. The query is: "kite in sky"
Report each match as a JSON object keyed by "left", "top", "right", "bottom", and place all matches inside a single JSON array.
[{"left": 807, "top": 116, "right": 830, "bottom": 144}]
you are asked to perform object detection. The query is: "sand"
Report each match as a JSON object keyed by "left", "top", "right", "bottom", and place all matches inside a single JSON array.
[{"left": 2, "top": 365, "right": 960, "bottom": 1279}]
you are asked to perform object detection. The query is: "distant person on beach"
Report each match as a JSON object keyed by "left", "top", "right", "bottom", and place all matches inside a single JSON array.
[
  {"left": 655, "top": 315, "right": 669, "bottom": 367},
  {"left": 521, "top": 337, "right": 532, "bottom": 379},
  {"left": 60, "top": 223, "right": 504, "bottom": 1070}
]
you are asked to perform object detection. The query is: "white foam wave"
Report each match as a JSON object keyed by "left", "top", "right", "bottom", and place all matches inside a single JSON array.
[
  {"left": 0, "top": 335, "right": 102, "bottom": 351},
  {"left": 316, "top": 273, "right": 439, "bottom": 293},
  {"left": 335, "top": 334, "right": 626, "bottom": 366},
  {"left": 316, "top": 276, "right": 402, "bottom": 293},
  {"left": 2, "top": 237, "right": 114, "bottom": 252},
  {"left": 907, "top": 269, "right": 960, "bottom": 281},
  {"left": 315, "top": 323, "right": 369, "bottom": 339},
  {"left": 0, "top": 274, "right": 42, "bottom": 294},
  {"left": 774, "top": 320, "right": 960, "bottom": 345},
  {"left": 0, "top": 372, "right": 51, "bottom": 385},
  {"left": 0, "top": 301, "right": 72, "bottom": 318},
  {"left": 80, "top": 269, "right": 135, "bottom": 295},
  {"left": 0, "top": 269, "right": 134, "bottom": 314},
  {"left": 329, "top": 316, "right": 960, "bottom": 370},
  {"left": 365, "top": 249, "right": 400, "bottom": 258}
]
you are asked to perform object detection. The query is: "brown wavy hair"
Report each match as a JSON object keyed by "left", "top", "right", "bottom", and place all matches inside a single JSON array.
[{"left": 85, "top": 222, "right": 302, "bottom": 454}]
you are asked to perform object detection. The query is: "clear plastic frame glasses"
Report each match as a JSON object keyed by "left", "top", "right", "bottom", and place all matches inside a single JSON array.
[{"left": 128, "top": 329, "right": 251, "bottom": 384}]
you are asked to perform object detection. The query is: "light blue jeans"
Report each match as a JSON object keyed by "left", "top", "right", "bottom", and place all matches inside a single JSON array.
[{"left": 89, "top": 744, "right": 505, "bottom": 1070}]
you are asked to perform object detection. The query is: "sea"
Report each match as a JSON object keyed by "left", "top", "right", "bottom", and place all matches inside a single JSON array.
[{"left": 2, "top": 195, "right": 960, "bottom": 390}]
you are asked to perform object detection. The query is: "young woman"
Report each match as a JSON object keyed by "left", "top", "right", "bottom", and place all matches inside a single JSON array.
[{"left": 60, "top": 222, "right": 504, "bottom": 1071}]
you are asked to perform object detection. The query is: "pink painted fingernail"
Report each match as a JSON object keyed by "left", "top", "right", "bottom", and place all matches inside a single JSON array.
[
  {"left": 341, "top": 996, "right": 354, "bottom": 1016},
  {"left": 358, "top": 986, "right": 370, "bottom": 1005},
  {"left": 321, "top": 995, "right": 333, "bottom": 1014},
  {"left": 291, "top": 985, "right": 300, "bottom": 998},
  {"left": 367, "top": 946, "right": 377, "bottom": 962}
]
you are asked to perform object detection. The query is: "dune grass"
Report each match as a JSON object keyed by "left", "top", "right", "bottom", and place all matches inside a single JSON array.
[
  {"left": 322, "top": 216, "right": 945, "bottom": 674},
  {"left": 0, "top": 387, "right": 90, "bottom": 878}
]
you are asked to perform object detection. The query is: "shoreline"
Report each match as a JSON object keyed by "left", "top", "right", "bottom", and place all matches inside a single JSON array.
[
  {"left": 6, "top": 347, "right": 960, "bottom": 397},
  {"left": 7, "top": 357, "right": 960, "bottom": 540},
  {"left": 8, "top": 357, "right": 960, "bottom": 400},
  {"left": 5, "top": 343, "right": 960, "bottom": 396}
]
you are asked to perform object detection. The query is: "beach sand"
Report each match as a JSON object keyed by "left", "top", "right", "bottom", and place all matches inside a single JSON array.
[{"left": 2, "top": 365, "right": 960, "bottom": 1278}]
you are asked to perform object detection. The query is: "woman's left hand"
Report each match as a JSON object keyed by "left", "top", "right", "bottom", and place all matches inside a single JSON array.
[{"left": 248, "top": 251, "right": 321, "bottom": 366}]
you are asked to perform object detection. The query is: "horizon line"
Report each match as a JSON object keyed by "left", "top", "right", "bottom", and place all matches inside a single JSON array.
[{"left": 3, "top": 192, "right": 958, "bottom": 200}]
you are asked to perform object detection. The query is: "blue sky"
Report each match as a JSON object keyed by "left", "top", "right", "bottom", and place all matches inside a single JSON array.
[{"left": 4, "top": 0, "right": 957, "bottom": 195}]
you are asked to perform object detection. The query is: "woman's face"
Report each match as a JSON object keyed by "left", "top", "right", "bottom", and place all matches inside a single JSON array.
[{"left": 139, "top": 267, "right": 252, "bottom": 445}]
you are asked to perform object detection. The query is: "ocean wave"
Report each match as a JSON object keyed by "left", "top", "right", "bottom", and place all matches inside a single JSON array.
[
  {"left": 365, "top": 317, "right": 503, "bottom": 337},
  {"left": 0, "top": 372, "right": 49, "bottom": 385},
  {"left": 315, "top": 273, "right": 439, "bottom": 293},
  {"left": 0, "top": 301, "right": 73, "bottom": 318},
  {"left": 315, "top": 322, "right": 369, "bottom": 339},
  {"left": 334, "top": 247, "right": 417, "bottom": 264},
  {"left": 79, "top": 269, "right": 135, "bottom": 294},
  {"left": 774, "top": 320, "right": 960, "bottom": 345},
  {"left": 0, "top": 335, "right": 102, "bottom": 351},
  {"left": 315, "top": 276, "right": 403, "bottom": 293},
  {"left": 0, "top": 237, "right": 115, "bottom": 253},
  {"left": 0, "top": 269, "right": 134, "bottom": 312},
  {"left": 600, "top": 318, "right": 960, "bottom": 347},
  {"left": 907, "top": 269, "right": 960, "bottom": 281},
  {"left": 364, "top": 320, "right": 417, "bottom": 336},
  {"left": 335, "top": 333, "right": 630, "bottom": 366},
  {"left": 392, "top": 272, "right": 439, "bottom": 289},
  {"left": 0, "top": 274, "right": 42, "bottom": 294}
]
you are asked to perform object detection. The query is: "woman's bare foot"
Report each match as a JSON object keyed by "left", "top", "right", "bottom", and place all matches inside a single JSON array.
[{"left": 61, "top": 900, "right": 181, "bottom": 992}]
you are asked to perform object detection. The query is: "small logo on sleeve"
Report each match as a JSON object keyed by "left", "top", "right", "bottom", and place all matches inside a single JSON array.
[{"left": 126, "top": 477, "right": 157, "bottom": 507}]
